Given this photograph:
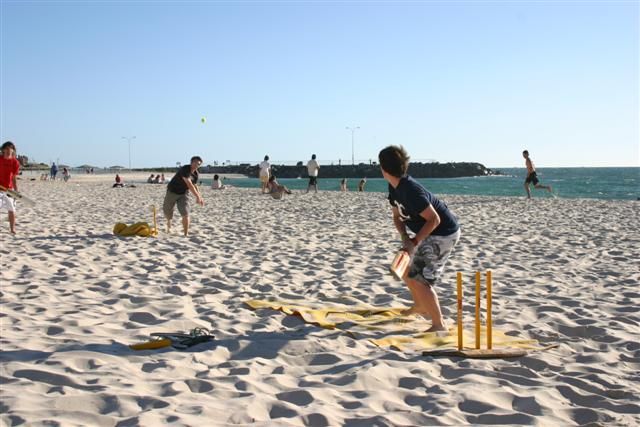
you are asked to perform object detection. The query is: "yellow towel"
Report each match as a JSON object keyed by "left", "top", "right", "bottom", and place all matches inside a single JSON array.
[
  {"left": 245, "top": 300, "right": 548, "bottom": 353},
  {"left": 113, "top": 222, "right": 157, "bottom": 237}
]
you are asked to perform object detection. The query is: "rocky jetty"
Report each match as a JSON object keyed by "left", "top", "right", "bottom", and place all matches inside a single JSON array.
[{"left": 204, "top": 162, "right": 497, "bottom": 179}]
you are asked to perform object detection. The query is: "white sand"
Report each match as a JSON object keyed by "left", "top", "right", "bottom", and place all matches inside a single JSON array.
[{"left": 1, "top": 177, "right": 639, "bottom": 426}]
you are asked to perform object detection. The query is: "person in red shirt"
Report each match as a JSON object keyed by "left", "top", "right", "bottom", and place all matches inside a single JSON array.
[{"left": 0, "top": 141, "right": 21, "bottom": 234}]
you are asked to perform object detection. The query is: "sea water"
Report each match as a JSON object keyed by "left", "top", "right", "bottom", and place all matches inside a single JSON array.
[{"left": 208, "top": 167, "right": 639, "bottom": 201}]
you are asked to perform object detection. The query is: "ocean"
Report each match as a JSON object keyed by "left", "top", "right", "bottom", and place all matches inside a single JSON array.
[{"left": 211, "top": 167, "right": 639, "bottom": 201}]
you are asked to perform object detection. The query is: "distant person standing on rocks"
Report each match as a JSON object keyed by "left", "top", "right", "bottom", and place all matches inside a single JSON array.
[
  {"left": 259, "top": 155, "right": 271, "bottom": 194},
  {"left": 163, "top": 156, "right": 205, "bottom": 236},
  {"left": 523, "top": 150, "right": 553, "bottom": 199},
  {"left": 340, "top": 178, "right": 348, "bottom": 192},
  {"left": 306, "top": 154, "right": 320, "bottom": 193},
  {"left": 358, "top": 178, "right": 367, "bottom": 192}
]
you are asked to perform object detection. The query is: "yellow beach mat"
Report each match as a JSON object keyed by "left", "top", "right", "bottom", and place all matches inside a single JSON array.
[
  {"left": 245, "top": 300, "right": 551, "bottom": 353},
  {"left": 113, "top": 222, "right": 157, "bottom": 237}
]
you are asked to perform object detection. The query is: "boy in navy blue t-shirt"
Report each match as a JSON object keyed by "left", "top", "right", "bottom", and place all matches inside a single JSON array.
[{"left": 379, "top": 145, "right": 461, "bottom": 332}]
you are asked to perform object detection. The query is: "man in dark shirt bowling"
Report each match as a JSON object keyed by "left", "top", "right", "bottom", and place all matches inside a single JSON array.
[{"left": 163, "top": 156, "right": 205, "bottom": 236}]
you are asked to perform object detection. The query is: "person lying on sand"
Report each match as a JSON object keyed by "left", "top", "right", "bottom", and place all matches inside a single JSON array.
[{"left": 267, "top": 175, "right": 292, "bottom": 199}]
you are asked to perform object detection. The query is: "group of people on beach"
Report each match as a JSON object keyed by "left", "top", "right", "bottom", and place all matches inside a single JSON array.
[
  {"left": 158, "top": 146, "right": 465, "bottom": 330},
  {"left": 40, "top": 162, "right": 70, "bottom": 182},
  {"left": 1, "top": 139, "right": 554, "bottom": 334},
  {"left": 258, "top": 155, "right": 293, "bottom": 198},
  {"left": 156, "top": 147, "right": 553, "bottom": 332},
  {"left": 146, "top": 174, "right": 165, "bottom": 184},
  {"left": 258, "top": 154, "right": 369, "bottom": 196}
]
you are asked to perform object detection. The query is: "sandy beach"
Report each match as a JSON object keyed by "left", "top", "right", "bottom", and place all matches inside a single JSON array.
[{"left": 1, "top": 175, "right": 639, "bottom": 426}]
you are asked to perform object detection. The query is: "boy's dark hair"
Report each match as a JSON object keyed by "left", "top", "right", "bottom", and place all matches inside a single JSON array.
[
  {"left": 191, "top": 156, "right": 203, "bottom": 164},
  {"left": 2, "top": 141, "right": 16, "bottom": 151},
  {"left": 311, "top": 154, "right": 316, "bottom": 160},
  {"left": 378, "top": 145, "right": 410, "bottom": 178},
  {"left": 269, "top": 175, "right": 276, "bottom": 182},
  {"left": 523, "top": 150, "right": 529, "bottom": 155},
  {"left": 264, "top": 155, "right": 269, "bottom": 161},
  {"left": 214, "top": 174, "right": 219, "bottom": 180}
]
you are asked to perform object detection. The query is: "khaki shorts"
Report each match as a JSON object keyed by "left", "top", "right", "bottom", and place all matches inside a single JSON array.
[
  {"left": 260, "top": 175, "right": 269, "bottom": 184},
  {"left": 163, "top": 190, "right": 189, "bottom": 219},
  {"left": 408, "top": 229, "right": 461, "bottom": 286}
]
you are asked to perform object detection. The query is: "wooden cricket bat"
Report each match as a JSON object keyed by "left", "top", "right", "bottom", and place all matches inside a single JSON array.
[
  {"left": 390, "top": 250, "right": 410, "bottom": 281},
  {"left": 0, "top": 185, "right": 36, "bottom": 207}
]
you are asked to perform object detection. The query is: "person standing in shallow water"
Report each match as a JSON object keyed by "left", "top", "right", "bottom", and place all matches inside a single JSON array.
[
  {"left": 163, "top": 156, "right": 205, "bottom": 236},
  {"left": 379, "top": 145, "right": 461, "bottom": 332},
  {"left": 523, "top": 150, "right": 553, "bottom": 199}
]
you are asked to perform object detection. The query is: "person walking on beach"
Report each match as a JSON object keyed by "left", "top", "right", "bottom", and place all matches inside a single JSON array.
[
  {"left": 379, "top": 145, "right": 461, "bottom": 332},
  {"left": 259, "top": 155, "right": 271, "bottom": 194},
  {"left": 340, "top": 178, "right": 348, "bottom": 192},
  {"left": 163, "top": 156, "right": 205, "bottom": 236},
  {"left": 306, "top": 154, "right": 320, "bottom": 193},
  {"left": 0, "top": 141, "right": 21, "bottom": 234},
  {"left": 523, "top": 150, "right": 553, "bottom": 199}
]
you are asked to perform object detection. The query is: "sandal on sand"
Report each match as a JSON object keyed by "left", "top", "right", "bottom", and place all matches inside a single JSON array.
[{"left": 130, "top": 327, "right": 215, "bottom": 351}]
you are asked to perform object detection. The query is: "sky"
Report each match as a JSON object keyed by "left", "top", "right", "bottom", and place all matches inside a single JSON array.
[{"left": 1, "top": 0, "right": 638, "bottom": 168}]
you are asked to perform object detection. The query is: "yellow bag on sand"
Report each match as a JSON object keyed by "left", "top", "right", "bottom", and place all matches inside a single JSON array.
[{"left": 113, "top": 222, "right": 157, "bottom": 237}]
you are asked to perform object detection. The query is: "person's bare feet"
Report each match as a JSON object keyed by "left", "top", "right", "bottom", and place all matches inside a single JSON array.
[
  {"left": 401, "top": 306, "right": 420, "bottom": 316},
  {"left": 401, "top": 306, "right": 431, "bottom": 319},
  {"left": 424, "top": 323, "right": 447, "bottom": 333}
]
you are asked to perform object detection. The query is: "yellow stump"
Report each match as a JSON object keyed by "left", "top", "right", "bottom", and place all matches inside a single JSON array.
[
  {"left": 151, "top": 205, "right": 158, "bottom": 235},
  {"left": 487, "top": 270, "right": 492, "bottom": 349},
  {"left": 475, "top": 271, "right": 481, "bottom": 349},
  {"left": 457, "top": 272, "right": 463, "bottom": 351}
]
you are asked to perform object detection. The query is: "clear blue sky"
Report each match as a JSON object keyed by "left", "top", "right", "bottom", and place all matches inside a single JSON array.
[{"left": 1, "top": 1, "right": 638, "bottom": 168}]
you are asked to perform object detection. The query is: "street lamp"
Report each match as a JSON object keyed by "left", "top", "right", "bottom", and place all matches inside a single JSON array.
[
  {"left": 345, "top": 126, "right": 360, "bottom": 165},
  {"left": 121, "top": 136, "right": 136, "bottom": 170}
]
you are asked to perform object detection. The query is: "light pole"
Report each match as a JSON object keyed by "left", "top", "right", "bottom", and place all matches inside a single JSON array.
[
  {"left": 121, "top": 136, "right": 136, "bottom": 170},
  {"left": 345, "top": 126, "right": 360, "bottom": 165}
]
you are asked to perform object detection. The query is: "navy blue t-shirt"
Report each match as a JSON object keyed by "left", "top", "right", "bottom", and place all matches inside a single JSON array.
[
  {"left": 167, "top": 165, "right": 198, "bottom": 195},
  {"left": 388, "top": 176, "right": 459, "bottom": 236}
]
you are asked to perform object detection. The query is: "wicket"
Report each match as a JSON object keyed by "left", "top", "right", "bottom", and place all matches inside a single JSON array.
[
  {"left": 150, "top": 205, "right": 159, "bottom": 236},
  {"left": 457, "top": 271, "right": 492, "bottom": 351}
]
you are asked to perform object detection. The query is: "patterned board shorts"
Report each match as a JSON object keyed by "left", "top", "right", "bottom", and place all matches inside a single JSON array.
[{"left": 408, "top": 229, "right": 461, "bottom": 286}]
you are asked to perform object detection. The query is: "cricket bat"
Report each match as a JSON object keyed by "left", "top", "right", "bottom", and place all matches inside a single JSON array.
[
  {"left": 0, "top": 185, "right": 36, "bottom": 207},
  {"left": 390, "top": 250, "right": 410, "bottom": 281}
]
